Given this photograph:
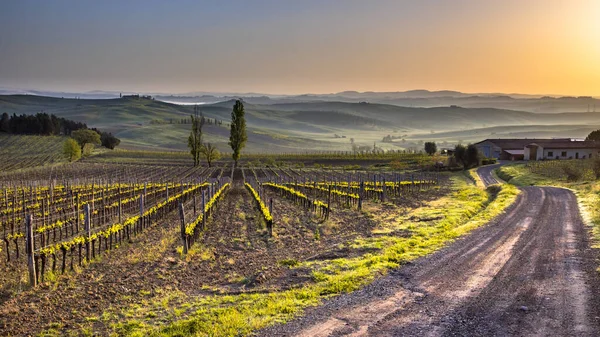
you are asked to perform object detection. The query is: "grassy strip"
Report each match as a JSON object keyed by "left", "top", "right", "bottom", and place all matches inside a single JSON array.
[
  {"left": 497, "top": 164, "right": 600, "bottom": 248},
  {"left": 468, "top": 167, "right": 485, "bottom": 188},
  {"left": 64, "top": 175, "right": 519, "bottom": 337}
]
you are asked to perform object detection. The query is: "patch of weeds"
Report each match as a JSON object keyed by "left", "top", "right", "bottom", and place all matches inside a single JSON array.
[{"left": 278, "top": 259, "right": 300, "bottom": 267}]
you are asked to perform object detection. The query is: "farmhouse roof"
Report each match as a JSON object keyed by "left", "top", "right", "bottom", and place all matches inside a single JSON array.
[{"left": 475, "top": 138, "right": 600, "bottom": 150}]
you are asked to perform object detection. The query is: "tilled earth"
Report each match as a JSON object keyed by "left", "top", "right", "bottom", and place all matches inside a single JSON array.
[
  {"left": 1, "top": 179, "right": 445, "bottom": 336},
  {"left": 259, "top": 167, "right": 600, "bottom": 337}
]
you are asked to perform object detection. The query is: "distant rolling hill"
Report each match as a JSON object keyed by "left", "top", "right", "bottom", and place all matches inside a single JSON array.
[{"left": 2, "top": 94, "right": 600, "bottom": 153}]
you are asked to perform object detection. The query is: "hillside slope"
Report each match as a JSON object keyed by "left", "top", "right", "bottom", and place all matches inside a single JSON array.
[{"left": 2, "top": 95, "right": 600, "bottom": 152}]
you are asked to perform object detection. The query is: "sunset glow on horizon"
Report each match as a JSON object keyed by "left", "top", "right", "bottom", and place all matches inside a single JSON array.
[{"left": 1, "top": 0, "right": 599, "bottom": 96}]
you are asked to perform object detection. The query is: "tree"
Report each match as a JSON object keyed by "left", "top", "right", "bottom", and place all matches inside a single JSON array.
[
  {"left": 101, "top": 132, "right": 121, "bottom": 149},
  {"left": 187, "top": 109, "right": 204, "bottom": 166},
  {"left": 466, "top": 144, "right": 480, "bottom": 168},
  {"left": 0, "top": 113, "right": 9, "bottom": 132},
  {"left": 350, "top": 138, "right": 358, "bottom": 155},
  {"left": 200, "top": 143, "right": 221, "bottom": 167},
  {"left": 71, "top": 129, "right": 101, "bottom": 149},
  {"left": 229, "top": 100, "right": 247, "bottom": 167},
  {"left": 586, "top": 130, "right": 600, "bottom": 142},
  {"left": 63, "top": 138, "right": 82, "bottom": 162},
  {"left": 454, "top": 144, "right": 467, "bottom": 169},
  {"left": 424, "top": 142, "right": 437, "bottom": 155}
]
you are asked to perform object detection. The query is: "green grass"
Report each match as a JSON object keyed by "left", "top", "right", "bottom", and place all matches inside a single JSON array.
[{"left": 89, "top": 174, "right": 519, "bottom": 337}]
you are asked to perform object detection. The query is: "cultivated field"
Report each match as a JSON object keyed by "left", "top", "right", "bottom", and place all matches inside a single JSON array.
[{"left": 0, "top": 153, "right": 469, "bottom": 336}]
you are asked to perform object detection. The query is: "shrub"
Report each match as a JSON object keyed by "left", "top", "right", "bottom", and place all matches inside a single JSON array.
[
  {"left": 593, "top": 158, "right": 600, "bottom": 179},
  {"left": 82, "top": 143, "right": 95, "bottom": 157},
  {"left": 563, "top": 165, "right": 583, "bottom": 182},
  {"left": 63, "top": 138, "right": 81, "bottom": 162}
]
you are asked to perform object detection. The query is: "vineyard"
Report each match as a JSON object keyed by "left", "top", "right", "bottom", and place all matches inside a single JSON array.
[
  {"left": 0, "top": 134, "right": 66, "bottom": 172},
  {"left": 0, "top": 158, "right": 447, "bottom": 336},
  {"left": 524, "top": 158, "right": 597, "bottom": 181}
]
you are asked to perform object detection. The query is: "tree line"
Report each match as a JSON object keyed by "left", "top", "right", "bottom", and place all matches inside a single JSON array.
[
  {"left": 0, "top": 112, "right": 121, "bottom": 151},
  {"left": 0, "top": 112, "right": 87, "bottom": 135}
]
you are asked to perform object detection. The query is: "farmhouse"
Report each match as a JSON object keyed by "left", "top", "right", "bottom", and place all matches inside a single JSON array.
[{"left": 474, "top": 138, "right": 600, "bottom": 161}]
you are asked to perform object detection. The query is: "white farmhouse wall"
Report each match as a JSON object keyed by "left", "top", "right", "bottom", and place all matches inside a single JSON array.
[
  {"left": 542, "top": 148, "right": 599, "bottom": 160},
  {"left": 524, "top": 145, "right": 545, "bottom": 161}
]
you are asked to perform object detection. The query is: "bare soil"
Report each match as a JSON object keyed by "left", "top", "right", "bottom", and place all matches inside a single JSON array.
[{"left": 1, "top": 178, "right": 445, "bottom": 336}]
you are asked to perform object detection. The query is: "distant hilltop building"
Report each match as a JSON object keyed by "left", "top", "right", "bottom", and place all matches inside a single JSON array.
[
  {"left": 122, "top": 94, "right": 153, "bottom": 99},
  {"left": 474, "top": 138, "right": 600, "bottom": 161}
]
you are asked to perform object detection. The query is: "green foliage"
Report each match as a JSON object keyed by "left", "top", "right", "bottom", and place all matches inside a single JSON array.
[
  {"left": 454, "top": 144, "right": 480, "bottom": 169},
  {"left": 187, "top": 112, "right": 204, "bottom": 166},
  {"left": 82, "top": 143, "right": 95, "bottom": 157},
  {"left": 481, "top": 158, "right": 497, "bottom": 165},
  {"left": 71, "top": 129, "right": 100, "bottom": 149},
  {"left": 200, "top": 143, "right": 221, "bottom": 167},
  {"left": 0, "top": 112, "right": 9, "bottom": 132},
  {"left": 454, "top": 144, "right": 467, "bottom": 169},
  {"left": 586, "top": 129, "right": 600, "bottom": 141},
  {"left": 63, "top": 138, "right": 81, "bottom": 162},
  {"left": 424, "top": 141, "right": 437, "bottom": 155},
  {"left": 229, "top": 100, "right": 247, "bottom": 167},
  {"left": 563, "top": 164, "right": 584, "bottom": 182},
  {"left": 466, "top": 144, "right": 480, "bottom": 168},
  {"left": 100, "top": 132, "right": 121, "bottom": 149},
  {"left": 279, "top": 259, "right": 300, "bottom": 267},
  {"left": 594, "top": 158, "right": 600, "bottom": 179}
]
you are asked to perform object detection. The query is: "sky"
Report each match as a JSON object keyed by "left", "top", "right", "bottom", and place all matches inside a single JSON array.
[{"left": 1, "top": 0, "right": 599, "bottom": 96}]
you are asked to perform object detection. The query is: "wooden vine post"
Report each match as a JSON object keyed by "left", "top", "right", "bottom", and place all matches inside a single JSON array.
[
  {"left": 84, "top": 204, "right": 91, "bottom": 261},
  {"left": 26, "top": 214, "right": 36, "bottom": 287},
  {"left": 326, "top": 185, "right": 332, "bottom": 220},
  {"left": 139, "top": 194, "right": 144, "bottom": 229},
  {"left": 179, "top": 203, "right": 188, "bottom": 254},
  {"left": 358, "top": 181, "right": 364, "bottom": 211},
  {"left": 118, "top": 197, "right": 122, "bottom": 224},
  {"left": 268, "top": 198, "right": 273, "bottom": 237},
  {"left": 201, "top": 190, "right": 206, "bottom": 230},
  {"left": 75, "top": 194, "right": 80, "bottom": 233},
  {"left": 193, "top": 194, "right": 197, "bottom": 216}
]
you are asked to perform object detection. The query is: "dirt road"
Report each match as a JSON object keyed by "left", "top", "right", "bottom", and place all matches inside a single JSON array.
[
  {"left": 477, "top": 163, "right": 501, "bottom": 186},
  {"left": 260, "top": 167, "right": 600, "bottom": 336}
]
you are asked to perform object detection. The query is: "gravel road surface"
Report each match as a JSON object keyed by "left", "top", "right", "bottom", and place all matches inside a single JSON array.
[{"left": 259, "top": 166, "right": 600, "bottom": 336}]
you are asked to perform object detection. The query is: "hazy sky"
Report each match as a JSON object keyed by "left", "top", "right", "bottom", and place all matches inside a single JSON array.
[{"left": 1, "top": 0, "right": 599, "bottom": 95}]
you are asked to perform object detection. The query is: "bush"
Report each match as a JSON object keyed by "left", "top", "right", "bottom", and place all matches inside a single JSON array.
[
  {"left": 593, "top": 158, "right": 600, "bottom": 179},
  {"left": 481, "top": 158, "right": 497, "bottom": 165},
  {"left": 563, "top": 165, "right": 584, "bottom": 182},
  {"left": 82, "top": 143, "right": 95, "bottom": 157},
  {"left": 63, "top": 138, "right": 81, "bottom": 162},
  {"left": 264, "top": 157, "right": 276, "bottom": 167},
  {"left": 101, "top": 132, "right": 121, "bottom": 149}
]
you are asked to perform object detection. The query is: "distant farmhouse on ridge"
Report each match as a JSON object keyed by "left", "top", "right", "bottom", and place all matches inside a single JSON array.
[{"left": 474, "top": 138, "right": 600, "bottom": 161}]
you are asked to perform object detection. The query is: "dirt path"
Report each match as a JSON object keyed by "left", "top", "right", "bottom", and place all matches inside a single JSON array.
[
  {"left": 260, "top": 167, "right": 600, "bottom": 336},
  {"left": 477, "top": 163, "right": 501, "bottom": 186}
]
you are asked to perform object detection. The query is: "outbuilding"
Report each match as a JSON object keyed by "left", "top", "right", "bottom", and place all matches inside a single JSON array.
[{"left": 474, "top": 138, "right": 600, "bottom": 161}]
